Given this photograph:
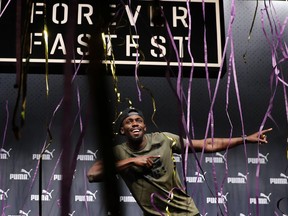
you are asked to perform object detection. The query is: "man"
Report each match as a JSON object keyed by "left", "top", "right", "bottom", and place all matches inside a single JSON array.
[{"left": 87, "top": 107, "right": 272, "bottom": 216}]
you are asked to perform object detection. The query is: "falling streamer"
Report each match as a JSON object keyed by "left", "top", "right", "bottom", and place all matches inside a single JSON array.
[
  {"left": 195, "top": 1, "right": 239, "bottom": 214},
  {"left": 150, "top": 187, "right": 184, "bottom": 216},
  {"left": 256, "top": 2, "right": 288, "bottom": 215},
  {"left": 43, "top": 2, "right": 49, "bottom": 96},
  {"left": 199, "top": 1, "right": 221, "bottom": 213},
  {"left": 243, "top": 0, "right": 259, "bottom": 63},
  {"left": 24, "top": 54, "right": 87, "bottom": 213},
  {"left": 149, "top": 2, "right": 234, "bottom": 214},
  {"left": 13, "top": 0, "right": 33, "bottom": 140},
  {"left": 125, "top": 1, "right": 143, "bottom": 102},
  {"left": 230, "top": 33, "right": 251, "bottom": 216},
  {"left": 0, "top": 0, "right": 11, "bottom": 17},
  {"left": 184, "top": 0, "right": 195, "bottom": 178},
  {"left": 1, "top": 101, "right": 9, "bottom": 149}
]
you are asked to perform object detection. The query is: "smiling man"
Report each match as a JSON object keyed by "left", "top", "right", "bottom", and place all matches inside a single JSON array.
[{"left": 87, "top": 107, "right": 272, "bottom": 216}]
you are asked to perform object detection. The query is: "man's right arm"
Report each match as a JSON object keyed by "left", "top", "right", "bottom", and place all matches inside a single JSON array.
[
  {"left": 87, "top": 155, "right": 160, "bottom": 182},
  {"left": 87, "top": 161, "right": 104, "bottom": 182},
  {"left": 87, "top": 159, "right": 133, "bottom": 183}
]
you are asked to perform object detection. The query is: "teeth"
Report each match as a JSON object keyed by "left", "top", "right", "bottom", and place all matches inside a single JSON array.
[{"left": 132, "top": 129, "right": 140, "bottom": 132}]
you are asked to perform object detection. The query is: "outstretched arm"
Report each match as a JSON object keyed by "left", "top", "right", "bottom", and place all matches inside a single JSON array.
[
  {"left": 87, "top": 161, "right": 104, "bottom": 182},
  {"left": 192, "top": 128, "right": 272, "bottom": 153},
  {"left": 87, "top": 155, "right": 160, "bottom": 182}
]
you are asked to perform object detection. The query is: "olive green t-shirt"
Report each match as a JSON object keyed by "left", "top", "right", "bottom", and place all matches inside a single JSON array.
[{"left": 113, "top": 132, "right": 199, "bottom": 216}]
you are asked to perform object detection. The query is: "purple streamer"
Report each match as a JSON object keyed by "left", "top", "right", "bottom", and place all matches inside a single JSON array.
[
  {"left": 1, "top": 101, "right": 9, "bottom": 149},
  {"left": 0, "top": 0, "right": 11, "bottom": 17},
  {"left": 0, "top": 101, "right": 9, "bottom": 215},
  {"left": 15, "top": 0, "right": 21, "bottom": 88},
  {"left": 123, "top": 2, "right": 142, "bottom": 101},
  {"left": 150, "top": 187, "right": 183, "bottom": 216},
  {"left": 257, "top": 2, "right": 288, "bottom": 215},
  {"left": 23, "top": 53, "right": 86, "bottom": 212},
  {"left": 184, "top": 0, "right": 196, "bottom": 178}
]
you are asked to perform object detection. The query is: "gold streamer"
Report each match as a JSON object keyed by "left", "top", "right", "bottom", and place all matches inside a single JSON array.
[
  {"left": 102, "top": 30, "right": 133, "bottom": 135},
  {"left": 13, "top": 0, "right": 33, "bottom": 139},
  {"left": 43, "top": 1, "right": 49, "bottom": 96},
  {"left": 243, "top": 0, "right": 259, "bottom": 63}
]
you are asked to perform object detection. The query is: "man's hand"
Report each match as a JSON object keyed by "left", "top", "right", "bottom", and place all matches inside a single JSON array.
[
  {"left": 247, "top": 128, "right": 273, "bottom": 144},
  {"left": 133, "top": 155, "right": 161, "bottom": 168}
]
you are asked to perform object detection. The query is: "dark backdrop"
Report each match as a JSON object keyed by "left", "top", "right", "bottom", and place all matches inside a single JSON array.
[{"left": 0, "top": 1, "right": 287, "bottom": 216}]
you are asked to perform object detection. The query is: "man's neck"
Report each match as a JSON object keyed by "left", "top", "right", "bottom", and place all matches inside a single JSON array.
[{"left": 127, "top": 136, "right": 146, "bottom": 151}]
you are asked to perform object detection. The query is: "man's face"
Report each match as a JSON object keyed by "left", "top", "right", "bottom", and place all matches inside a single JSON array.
[{"left": 120, "top": 114, "right": 146, "bottom": 141}]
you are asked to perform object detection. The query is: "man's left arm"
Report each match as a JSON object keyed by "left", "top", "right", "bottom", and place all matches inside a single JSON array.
[{"left": 191, "top": 128, "right": 273, "bottom": 153}]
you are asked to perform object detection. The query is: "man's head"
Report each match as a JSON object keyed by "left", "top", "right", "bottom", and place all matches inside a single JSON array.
[{"left": 118, "top": 107, "right": 146, "bottom": 141}]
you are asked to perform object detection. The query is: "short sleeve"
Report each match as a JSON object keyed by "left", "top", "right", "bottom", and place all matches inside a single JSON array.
[
  {"left": 162, "top": 132, "right": 183, "bottom": 154},
  {"left": 113, "top": 144, "right": 127, "bottom": 161}
]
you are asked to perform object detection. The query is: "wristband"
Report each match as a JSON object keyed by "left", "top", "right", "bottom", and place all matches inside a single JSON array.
[{"left": 242, "top": 135, "right": 247, "bottom": 142}]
